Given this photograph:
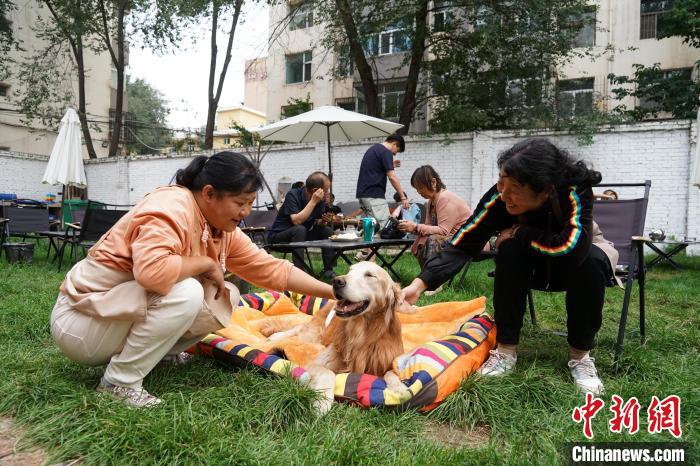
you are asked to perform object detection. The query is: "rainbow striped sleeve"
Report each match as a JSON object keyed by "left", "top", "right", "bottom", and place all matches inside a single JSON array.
[
  {"left": 450, "top": 191, "right": 500, "bottom": 246},
  {"left": 531, "top": 187, "right": 582, "bottom": 256}
]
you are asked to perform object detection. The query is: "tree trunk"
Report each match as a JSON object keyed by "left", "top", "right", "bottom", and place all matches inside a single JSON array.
[
  {"left": 107, "top": 0, "right": 126, "bottom": 158},
  {"left": 75, "top": 39, "right": 97, "bottom": 158},
  {"left": 204, "top": 0, "right": 243, "bottom": 149},
  {"left": 398, "top": 0, "right": 429, "bottom": 134},
  {"left": 335, "top": 0, "right": 379, "bottom": 117}
]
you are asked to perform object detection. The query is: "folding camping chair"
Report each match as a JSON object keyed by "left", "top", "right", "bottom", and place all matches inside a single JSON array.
[
  {"left": 240, "top": 208, "right": 279, "bottom": 246},
  {"left": 58, "top": 201, "right": 131, "bottom": 269},
  {"left": 527, "top": 181, "right": 651, "bottom": 361}
]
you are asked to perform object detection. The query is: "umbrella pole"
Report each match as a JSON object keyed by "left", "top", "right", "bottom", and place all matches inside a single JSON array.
[{"left": 326, "top": 125, "right": 333, "bottom": 195}]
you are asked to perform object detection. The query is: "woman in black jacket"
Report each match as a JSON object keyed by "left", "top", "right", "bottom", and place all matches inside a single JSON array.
[{"left": 402, "top": 138, "right": 617, "bottom": 395}]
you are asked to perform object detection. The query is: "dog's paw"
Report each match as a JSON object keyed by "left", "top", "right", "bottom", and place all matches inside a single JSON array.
[
  {"left": 259, "top": 326, "right": 276, "bottom": 337},
  {"left": 312, "top": 394, "right": 334, "bottom": 415},
  {"left": 267, "top": 331, "right": 288, "bottom": 342}
]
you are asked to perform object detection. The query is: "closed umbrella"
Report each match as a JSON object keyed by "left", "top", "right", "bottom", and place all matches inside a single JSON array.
[
  {"left": 255, "top": 106, "right": 403, "bottom": 186},
  {"left": 692, "top": 108, "right": 700, "bottom": 189},
  {"left": 42, "top": 107, "right": 87, "bottom": 189}
]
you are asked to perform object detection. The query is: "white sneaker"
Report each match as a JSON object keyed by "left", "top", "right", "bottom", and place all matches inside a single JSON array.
[
  {"left": 568, "top": 356, "right": 605, "bottom": 396},
  {"left": 424, "top": 285, "right": 444, "bottom": 296},
  {"left": 477, "top": 348, "right": 517, "bottom": 376}
]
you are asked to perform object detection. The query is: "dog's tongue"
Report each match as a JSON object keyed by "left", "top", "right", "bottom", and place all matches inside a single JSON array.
[{"left": 336, "top": 300, "right": 363, "bottom": 312}]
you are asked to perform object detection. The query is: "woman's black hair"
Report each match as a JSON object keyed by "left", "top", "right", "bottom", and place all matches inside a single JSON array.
[
  {"left": 410, "top": 165, "right": 446, "bottom": 191},
  {"left": 174, "top": 151, "right": 263, "bottom": 195},
  {"left": 497, "top": 138, "right": 601, "bottom": 193}
]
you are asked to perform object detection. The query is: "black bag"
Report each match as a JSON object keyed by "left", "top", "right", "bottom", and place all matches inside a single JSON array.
[{"left": 379, "top": 216, "right": 405, "bottom": 239}]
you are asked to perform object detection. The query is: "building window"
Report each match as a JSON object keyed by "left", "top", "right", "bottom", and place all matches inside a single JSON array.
[
  {"left": 366, "top": 26, "right": 412, "bottom": 56},
  {"left": 557, "top": 78, "right": 594, "bottom": 118},
  {"left": 289, "top": 2, "right": 313, "bottom": 30},
  {"left": 640, "top": 0, "right": 671, "bottom": 40},
  {"left": 639, "top": 67, "right": 693, "bottom": 110},
  {"left": 506, "top": 78, "right": 543, "bottom": 108},
  {"left": 337, "top": 48, "right": 353, "bottom": 77},
  {"left": 223, "top": 137, "right": 231, "bottom": 145},
  {"left": 570, "top": 6, "right": 596, "bottom": 47},
  {"left": 433, "top": 0, "right": 452, "bottom": 31},
  {"left": 0, "top": 84, "right": 8, "bottom": 97},
  {"left": 0, "top": 146, "right": 10, "bottom": 151},
  {"left": 379, "top": 81, "right": 405, "bottom": 120},
  {"left": 285, "top": 51, "right": 312, "bottom": 84},
  {"left": 335, "top": 97, "right": 356, "bottom": 111}
]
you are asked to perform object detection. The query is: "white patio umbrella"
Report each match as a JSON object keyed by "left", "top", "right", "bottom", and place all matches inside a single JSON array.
[
  {"left": 42, "top": 107, "right": 87, "bottom": 189},
  {"left": 692, "top": 107, "right": 700, "bottom": 189},
  {"left": 255, "top": 106, "right": 403, "bottom": 187}
]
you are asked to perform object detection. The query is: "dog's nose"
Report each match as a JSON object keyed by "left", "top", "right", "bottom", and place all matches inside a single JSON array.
[{"left": 332, "top": 277, "right": 346, "bottom": 289}]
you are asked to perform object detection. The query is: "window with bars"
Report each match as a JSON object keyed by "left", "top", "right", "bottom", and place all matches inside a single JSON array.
[
  {"left": 640, "top": 0, "right": 671, "bottom": 39},
  {"left": 285, "top": 51, "right": 312, "bottom": 84},
  {"left": 0, "top": 84, "right": 8, "bottom": 97},
  {"left": 289, "top": 2, "right": 313, "bottom": 30},
  {"left": 557, "top": 78, "right": 595, "bottom": 118}
]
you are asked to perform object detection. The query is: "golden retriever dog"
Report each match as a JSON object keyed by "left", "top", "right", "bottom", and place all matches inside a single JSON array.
[{"left": 262, "top": 261, "right": 413, "bottom": 413}]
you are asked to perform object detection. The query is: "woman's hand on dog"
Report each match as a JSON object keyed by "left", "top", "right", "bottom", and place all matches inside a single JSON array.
[{"left": 402, "top": 278, "right": 427, "bottom": 305}]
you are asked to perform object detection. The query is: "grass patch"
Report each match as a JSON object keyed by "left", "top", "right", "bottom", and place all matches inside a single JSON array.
[{"left": 1, "top": 241, "right": 698, "bottom": 464}]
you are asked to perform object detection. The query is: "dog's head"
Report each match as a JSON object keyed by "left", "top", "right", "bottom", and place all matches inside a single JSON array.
[{"left": 332, "top": 262, "right": 404, "bottom": 320}]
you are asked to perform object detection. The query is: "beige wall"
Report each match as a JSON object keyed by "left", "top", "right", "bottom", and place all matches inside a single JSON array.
[
  {"left": 0, "top": 0, "right": 116, "bottom": 157},
  {"left": 244, "top": 58, "right": 269, "bottom": 113},
  {"left": 212, "top": 106, "right": 267, "bottom": 149}
]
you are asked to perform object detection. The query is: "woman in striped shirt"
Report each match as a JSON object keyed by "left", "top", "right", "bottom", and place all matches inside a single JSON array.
[{"left": 402, "top": 138, "right": 617, "bottom": 396}]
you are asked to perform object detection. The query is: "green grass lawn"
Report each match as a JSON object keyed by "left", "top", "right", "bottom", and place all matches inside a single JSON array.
[{"left": 0, "top": 242, "right": 697, "bottom": 464}]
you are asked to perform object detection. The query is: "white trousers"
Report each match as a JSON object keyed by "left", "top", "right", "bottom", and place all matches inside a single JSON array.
[{"left": 50, "top": 278, "right": 206, "bottom": 388}]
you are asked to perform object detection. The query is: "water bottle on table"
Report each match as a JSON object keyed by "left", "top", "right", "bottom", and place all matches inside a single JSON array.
[{"left": 362, "top": 217, "right": 376, "bottom": 242}]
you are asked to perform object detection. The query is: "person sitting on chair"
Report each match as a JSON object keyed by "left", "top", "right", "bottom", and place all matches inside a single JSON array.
[
  {"left": 402, "top": 139, "right": 618, "bottom": 396},
  {"left": 267, "top": 172, "right": 336, "bottom": 279},
  {"left": 398, "top": 166, "right": 472, "bottom": 269}
]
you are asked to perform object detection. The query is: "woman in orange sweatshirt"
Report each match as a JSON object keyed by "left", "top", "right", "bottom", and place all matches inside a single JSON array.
[{"left": 50, "top": 151, "right": 334, "bottom": 407}]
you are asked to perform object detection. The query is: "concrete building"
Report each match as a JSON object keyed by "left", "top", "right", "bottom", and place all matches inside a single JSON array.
[
  {"left": 212, "top": 105, "right": 267, "bottom": 149},
  {"left": 0, "top": 0, "right": 123, "bottom": 157},
  {"left": 250, "top": 0, "right": 699, "bottom": 132}
]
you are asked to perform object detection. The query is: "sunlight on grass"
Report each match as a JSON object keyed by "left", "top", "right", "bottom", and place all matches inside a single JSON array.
[{"left": 1, "top": 242, "right": 697, "bottom": 463}]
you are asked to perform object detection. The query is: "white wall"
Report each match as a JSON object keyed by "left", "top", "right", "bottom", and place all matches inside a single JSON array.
[{"left": 2, "top": 120, "right": 698, "bottom": 252}]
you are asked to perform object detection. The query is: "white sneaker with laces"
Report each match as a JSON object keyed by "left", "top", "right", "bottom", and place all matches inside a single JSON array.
[
  {"left": 568, "top": 356, "right": 605, "bottom": 396},
  {"left": 477, "top": 348, "right": 517, "bottom": 376}
]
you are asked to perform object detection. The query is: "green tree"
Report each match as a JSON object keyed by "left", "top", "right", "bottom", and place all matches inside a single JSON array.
[
  {"left": 125, "top": 76, "right": 171, "bottom": 154},
  {"left": 428, "top": 0, "right": 594, "bottom": 133},
  {"left": 315, "top": 0, "right": 592, "bottom": 133}
]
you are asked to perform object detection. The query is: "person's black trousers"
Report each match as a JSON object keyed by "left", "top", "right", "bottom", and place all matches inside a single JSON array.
[
  {"left": 493, "top": 239, "right": 611, "bottom": 351},
  {"left": 268, "top": 225, "right": 335, "bottom": 273}
]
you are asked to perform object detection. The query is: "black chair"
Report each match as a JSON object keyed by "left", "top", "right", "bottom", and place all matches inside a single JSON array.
[
  {"left": 0, "top": 218, "right": 8, "bottom": 257},
  {"left": 527, "top": 181, "right": 652, "bottom": 361},
  {"left": 58, "top": 201, "right": 131, "bottom": 269},
  {"left": 337, "top": 200, "right": 361, "bottom": 217},
  {"left": 240, "top": 209, "right": 279, "bottom": 246}
]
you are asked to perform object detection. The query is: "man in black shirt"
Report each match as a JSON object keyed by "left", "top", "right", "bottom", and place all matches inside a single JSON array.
[
  {"left": 268, "top": 171, "right": 336, "bottom": 278},
  {"left": 355, "top": 134, "right": 409, "bottom": 259}
]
